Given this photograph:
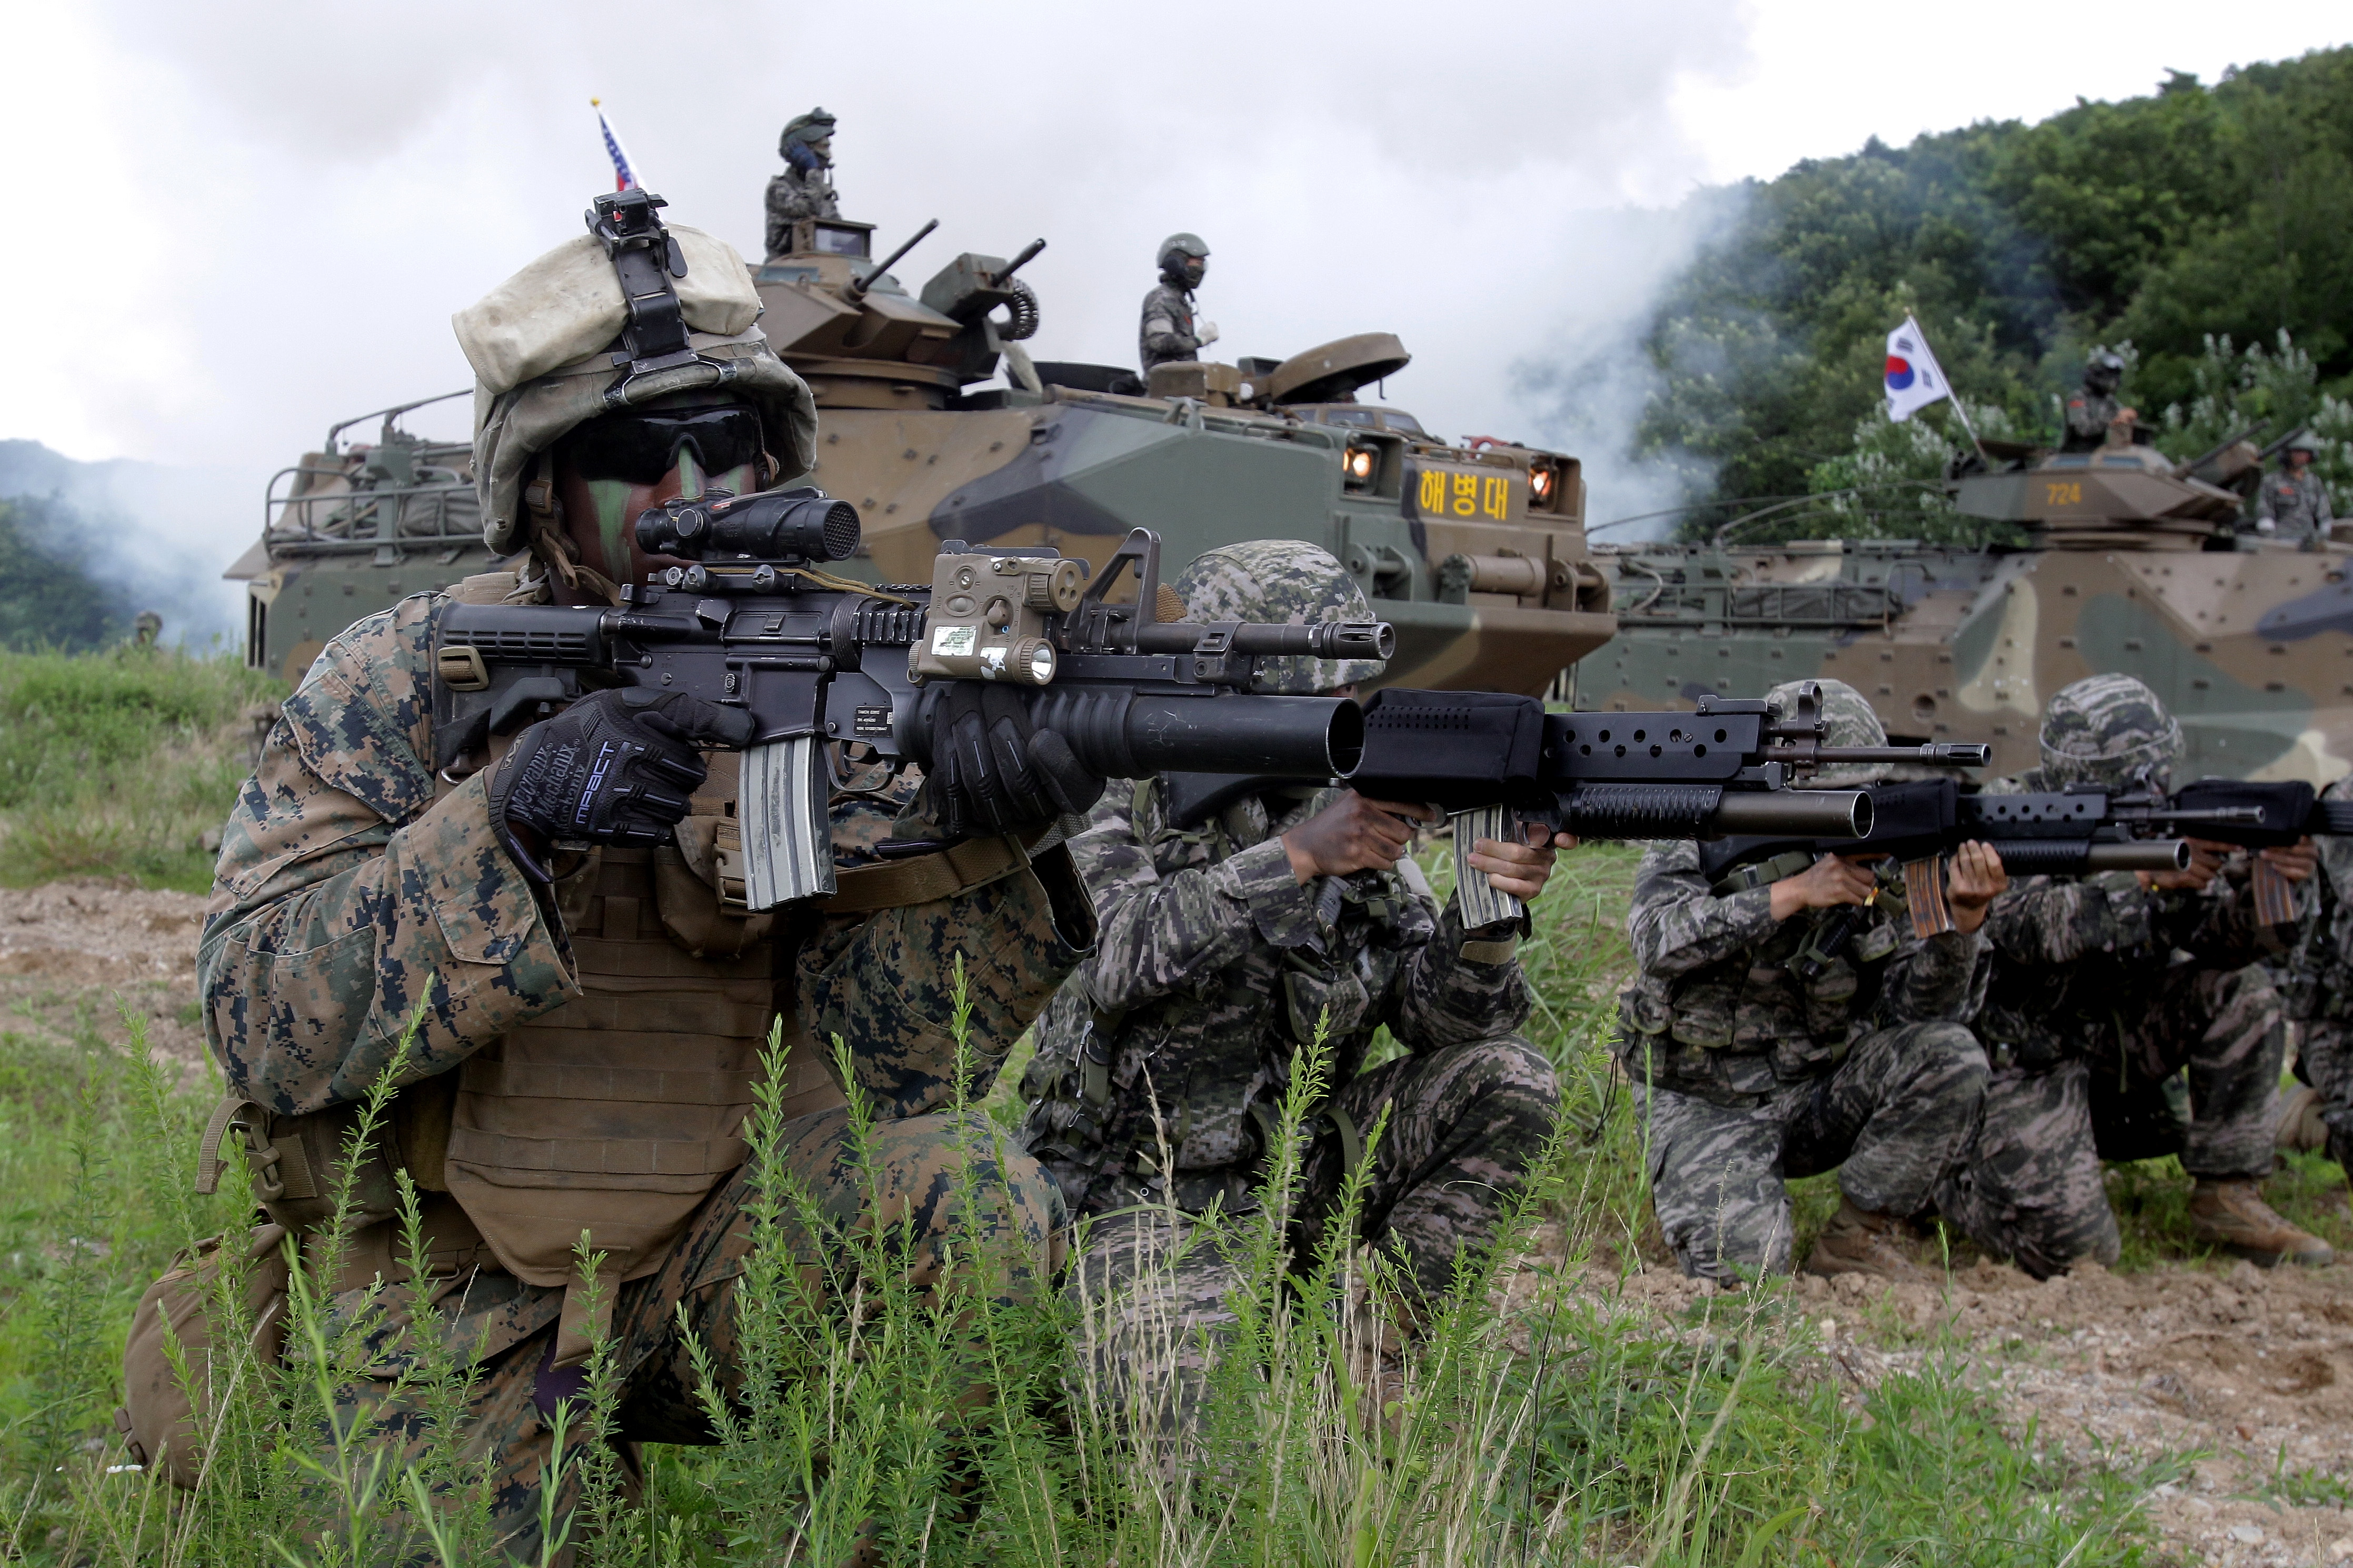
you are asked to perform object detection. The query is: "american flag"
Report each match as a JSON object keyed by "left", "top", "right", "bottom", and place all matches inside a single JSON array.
[{"left": 592, "top": 98, "right": 639, "bottom": 191}]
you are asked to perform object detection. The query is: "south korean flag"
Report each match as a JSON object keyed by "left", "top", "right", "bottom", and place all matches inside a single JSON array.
[{"left": 1882, "top": 315, "right": 1952, "bottom": 423}]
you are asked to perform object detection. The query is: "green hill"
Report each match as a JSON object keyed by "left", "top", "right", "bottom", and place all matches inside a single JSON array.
[{"left": 1634, "top": 47, "right": 2353, "bottom": 541}]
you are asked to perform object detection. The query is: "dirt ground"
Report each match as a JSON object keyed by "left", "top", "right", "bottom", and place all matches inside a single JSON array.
[
  {"left": 0, "top": 877, "right": 214, "bottom": 1076},
  {"left": 9, "top": 877, "right": 2353, "bottom": 1563},
  {"left": 1609, "top": 1244, "right": 2353, "bottom": 1567}
]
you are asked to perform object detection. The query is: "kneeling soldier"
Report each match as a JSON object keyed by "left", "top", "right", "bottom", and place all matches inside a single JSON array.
[{"left": 1620, "top": 679, "right": 2002, "bottom": 1285}]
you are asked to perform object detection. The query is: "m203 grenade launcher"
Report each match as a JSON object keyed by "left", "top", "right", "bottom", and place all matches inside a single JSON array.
[{"left": 430, "top": 488, "right": 1389, "bottom": 910}]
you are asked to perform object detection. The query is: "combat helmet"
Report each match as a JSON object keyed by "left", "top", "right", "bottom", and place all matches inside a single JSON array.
[
  {"left": 453, "top": 193, "right": 817, "bottom": 561},
  {"left": 1171, "top": 541, "right": 1384, "bottom": 694},
  {"left": 2284, "top": 430, "right": 2320, "bottom": 457},
  {"left": 1766, "top": 678, "right": 1888, "bottom": 787},
  {"left": 2038, "top": 674, "right": 2182, "bottom": 793},
  {"left": 778, "top": 107, "right": 837, "bottom": 163},
  {"left": 2085, "top": 351, "right": 2126, "bottom": 394},
  {"left": 1157, "top": 232, "right": 1210, "bottom": 284}
]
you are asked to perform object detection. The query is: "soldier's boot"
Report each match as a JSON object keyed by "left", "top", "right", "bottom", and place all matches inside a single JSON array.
[
  {"left": 1801, "top": 1197, "right": 1936, "bottom": 1284},
  {"left": 2187, "top": 1177, "right": 2335, "bottom": 1267},
  {"left": 2276, "top": 1085, "right": 2330, "bottom": 1154}
]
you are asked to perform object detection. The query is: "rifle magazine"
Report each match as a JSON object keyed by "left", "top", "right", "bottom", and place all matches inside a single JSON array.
[
  {"left": 1451, "top": 805, "right": 1527, "bottom": 935},
  {"left": 1902, "top": 856, "right": 1956, "bottom": 938},
  {"left": 740, "top": 736, "right": 837, "bottom": 911}
]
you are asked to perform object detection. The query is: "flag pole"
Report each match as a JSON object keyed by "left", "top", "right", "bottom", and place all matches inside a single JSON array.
[{"left": 1908, "top": 314, "right": 1989, "bottom": 463}]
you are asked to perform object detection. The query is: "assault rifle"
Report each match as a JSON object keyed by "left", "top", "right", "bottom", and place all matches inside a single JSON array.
[
  {"left": 1319, "top": 684, "right": 1987, "bottom": 929},
  {"left": 430, "top": 490, "right": 1388, "bottom": 910},
  {"left": 1697, "top": 776, "right": 2353, "bottom": 936}
]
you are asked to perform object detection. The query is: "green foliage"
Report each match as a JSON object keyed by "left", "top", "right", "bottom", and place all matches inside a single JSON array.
[
  {"left": 0, "top": 497, "right": 129, "bottom": 654},
  {"left": 1637, "top": 47, "right": 2353, "bottom": 534},
  {"left": 0, "top": 647, "right": 281, "bottom": 891}
]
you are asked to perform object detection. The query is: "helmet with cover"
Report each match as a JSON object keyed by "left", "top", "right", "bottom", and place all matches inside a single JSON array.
[
  {"left": 454, "top": 196, "right": 817, "bottom": 596},
  {"left": 2284, "top": 430, "right": 2319, "bottom": 458},
  {"left": 2085, "top": 350, "right": 2127, "bottom": 395},
  {"left": 1766, "top": 678, "right": 1888, "bottom": 787},
  {"left": 1170, "top": 541, "right": 1384, "bottom": 695},
  {"left": 2037, "top": 673, "right": 2182, "bottom": 793},
  {"left": 777, "top": 107, "right": 837, "bottom": 171}
]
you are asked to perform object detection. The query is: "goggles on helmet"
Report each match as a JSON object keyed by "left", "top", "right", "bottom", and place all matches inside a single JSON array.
[{"left": 561, "top": 406, "right": 766, "bottom": 487}]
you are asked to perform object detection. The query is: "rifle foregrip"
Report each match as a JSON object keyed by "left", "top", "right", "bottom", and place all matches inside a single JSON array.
[{"left": 1553, "top": 785, "right": 1869, "bottom": 840}]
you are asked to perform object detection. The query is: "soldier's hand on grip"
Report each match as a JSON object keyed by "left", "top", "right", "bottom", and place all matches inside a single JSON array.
[
  {"left": 920, "top": 683, "right": 1108, "bottom": 840},
  {"left": 1769, "top": 852, "right": 1879, "bottom": 922},
  {"left": 490, "top": 688, "right": 755, "bottom": 881},
  {"left": 1282, "top": 792, "right": 1439, "bottom": 883}
]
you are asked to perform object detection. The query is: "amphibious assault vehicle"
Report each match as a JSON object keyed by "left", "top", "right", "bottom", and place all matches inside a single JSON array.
[
  {"left": 225, "top": 394, "right": 484, "bottom": 687},
  {"left": 1578, "top": 437, "right": 2353, "bottom": 782},
  {"left": 752, "top": 211, "right": 1613, "bottom": 692},
  {"left": 229, "top": 202, "right": 1615, "bottom": 695}
]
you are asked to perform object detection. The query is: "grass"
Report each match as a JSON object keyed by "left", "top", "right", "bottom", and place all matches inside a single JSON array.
[
  {"left": 0, "top": 647, "right": 282, "bottom": 892},
  {"left": 0, "top": 650, "right": 2264, "bottom": 1562}
]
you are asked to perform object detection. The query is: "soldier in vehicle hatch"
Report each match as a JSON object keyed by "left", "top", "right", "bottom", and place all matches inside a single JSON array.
[
  {"left": 2061, "top": 351, "right": 2137, "bottom": 452},
  {"left": 1138, "top": 232, "right": 1218, "bottom": 375},
  {"left": 127, "top": 195, "right": 1101, "bottom": 1554},
  {"left": 1619, "top": 679, "right": 2005, "bottom": 1287},
  {"left": 2255, "top": 431, "right": 2335, "bottom": 548},
  {"left": 1021, "top": 540, "right": 1568, "bottom": 1429},
  {"left": 763, "top": 106, "right": 840, "bottom": 258},
  {"left": 1939, "top": 675, "right": 2330, "bottom": 1276}
]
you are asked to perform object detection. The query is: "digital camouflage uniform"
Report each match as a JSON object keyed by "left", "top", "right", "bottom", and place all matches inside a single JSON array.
[
  {"left": 2282, "top": 773, "right": 2353, "bottom": 1174},
  {"left": 1617, "top": 681, "right": 1989, "bottom": 1284},
  {"left": 199, "top": 596, "right": 1092, "bottom": 1553},
  {"left": 1020, "top": 542, "right": 1556, "bottom": 1423},
  {"left": 2256, "top": 465, "right": 2334, "bottom": 549},
  {"left": 2062, "top": 356, "right": 2129, "bottom": 452},
  {"left": 762, "top": 108, "right": 839, "bottom": 259},
  {"left": 1938, "top": 675, "right": 2300, "bottom": 1277},
  {"left": 1138, "top": 281, "right": 1203, "bottom": 376}
]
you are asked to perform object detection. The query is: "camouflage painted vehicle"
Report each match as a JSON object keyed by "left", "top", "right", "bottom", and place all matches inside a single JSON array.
[
  {"left": 1578, "top": 438, "right": 2353, "bottom": 782},
  {"left": 755, "top": 212, "right": 1612, "bottom": 693},
  {"left": 231, "top": 204, "right": 1613, "bottom": 697},
  {"left": 225, "top": 394, "right": 486, "bottom": 685}
]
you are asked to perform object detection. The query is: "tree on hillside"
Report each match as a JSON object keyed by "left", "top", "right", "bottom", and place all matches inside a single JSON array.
[
  {"left": 0, "top": 496, "right": 131, "bottom": 651},
  {"left": 1624, "top": 47, "right": 2353, "bottom": 540}
]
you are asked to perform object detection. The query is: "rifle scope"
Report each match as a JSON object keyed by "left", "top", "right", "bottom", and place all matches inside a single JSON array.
[{"left": 635, "top": 488, "right": 861, "bottom": 563}]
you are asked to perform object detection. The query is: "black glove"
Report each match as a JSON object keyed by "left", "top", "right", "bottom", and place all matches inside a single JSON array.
[
  {"left": 488, "top": 687, "right": 755, "bottom": 880},
  {"left": 920, "top": 683, "right": 1106, "bottom": 841}
]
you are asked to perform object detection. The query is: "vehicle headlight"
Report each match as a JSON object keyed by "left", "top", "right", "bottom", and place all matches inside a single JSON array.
[
  {"left": 1530, "top": 466, "right": 1555, "bottom": 503},
  {"left": 1343, "top": 445, "right": 1378, "bottom": 488}
]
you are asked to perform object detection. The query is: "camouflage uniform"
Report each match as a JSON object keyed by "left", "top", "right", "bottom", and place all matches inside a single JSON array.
[
  {"left": 1138, "top": 282, "right": 1203, "bottom": 376},
  {"left": 1616, "top": 680, "right": 1989, "bottom": 1284},
  {"left": 1021, "top": 543, "right": 1556, "bottom": 1424},
  {"left": 202, "top": 597, "right": 1089, "bottom": 1555},
  {"left": 1936, "top": 675, "right": 2298, "bottom": 1277},
  {"left": 2282, "top": 774, "right": 2353, "bottom": 1172},
  {"left": 762, "top": 108, "right": 839, "bottom": 259},
  {"left": 2062, "top": 355, "right": 2129, "bottom": 452},
  {"left": 2256, "top": 467, "right": 2334, "bottom": 548}
]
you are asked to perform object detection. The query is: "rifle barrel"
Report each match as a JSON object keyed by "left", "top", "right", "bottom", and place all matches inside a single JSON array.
[{"left": 845, "top": 218, "right": 940, "bottom": 302}]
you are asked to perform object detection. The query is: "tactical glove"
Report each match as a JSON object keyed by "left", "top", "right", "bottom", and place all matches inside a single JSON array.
[
  {"left": 488, "top": 687, "right": 755, "bottom": 881},
  {"left": 919, "top": 682, "right": 1106, "bottom": 841}
]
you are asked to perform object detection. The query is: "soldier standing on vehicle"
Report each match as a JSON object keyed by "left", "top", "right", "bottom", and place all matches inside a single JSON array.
[
  {"left": 2061, "top": 352, "right": 2137, "bottom": 452},
  {"left": 763, "top": 106, "right": 840, "bottom": 258},
  {"left": 1619, "top": 679, "right": 2003, "bottom": 1286},
  {"left": 138, "top": 197, "right": 1100, "bottom": 1552},
  {"left": 1021, "top": 540, "right": 1567, "bottom": 1426},
  {"left": 1138, "top": 232, "right": 1217, "bottom": 376},
  {"left": 1937, "top": 675, "right": 2330, "bottom": 1275},
  {"left": 2255, "top": 432, "right": 2335, "bottom": 548}
]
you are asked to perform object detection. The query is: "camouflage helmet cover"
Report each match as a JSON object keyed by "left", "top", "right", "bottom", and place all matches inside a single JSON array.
[
  {"left": 778, "top": 107, "right": 836, "bottom": 158},
  {"left": 1765, "top": 678, "right": 1889, "bottom": 786},
  {"left": 2284, "top": 429, "right": 2319, "bottom": 456},
  {"left": 1157, "top": 232, "right": 1210, "bottom": 275},
  {"left": 1170, "top": 540, "right": 1384, "bottom": 694},
  {"left": 2038, "top": 673, "right": 2182, "bottom": 792},
  {"left": 2085, "top": 351, "right": 2126, "bottom": 391}
]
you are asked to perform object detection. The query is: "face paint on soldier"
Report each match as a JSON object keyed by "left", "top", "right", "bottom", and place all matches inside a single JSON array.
[{"left": 551, "top": 424, "right": 762, "bottom": 603}]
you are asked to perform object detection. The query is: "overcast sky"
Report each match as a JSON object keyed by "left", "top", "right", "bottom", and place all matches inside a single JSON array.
[{"left": 4, "top": 0, "right": 2345, "bottom": 616}]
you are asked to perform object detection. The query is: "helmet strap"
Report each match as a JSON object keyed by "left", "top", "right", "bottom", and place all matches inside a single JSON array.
[{"left": 586, "top": 190, "right": 734, "bottom": 411}]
